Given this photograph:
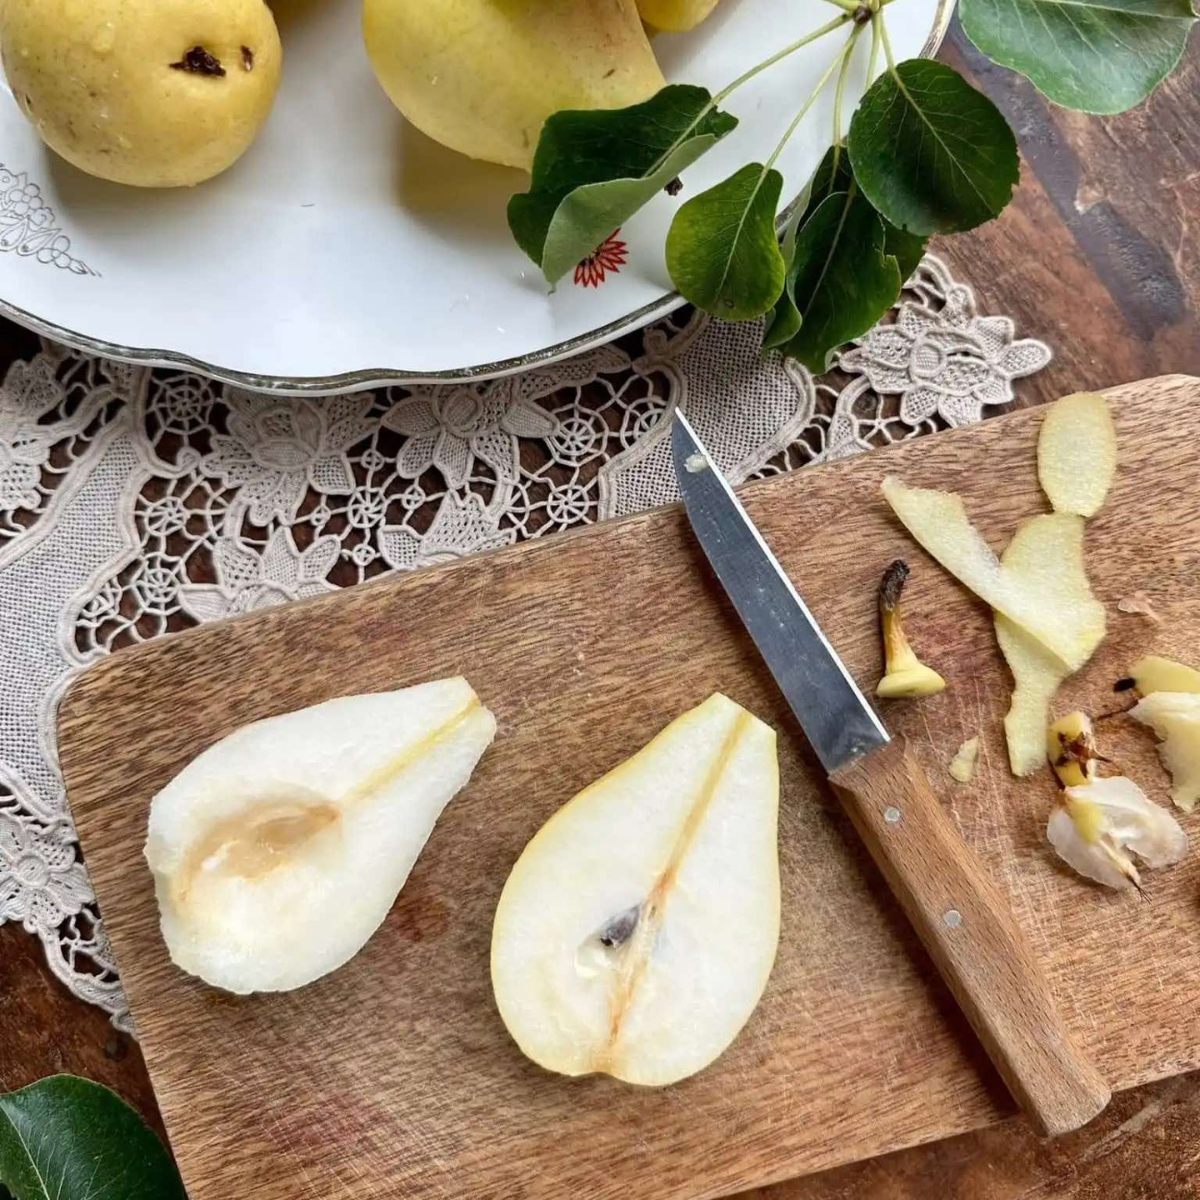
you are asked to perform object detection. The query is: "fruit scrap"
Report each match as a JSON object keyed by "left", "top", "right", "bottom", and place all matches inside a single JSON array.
[
  {"left": 1124, "top": 655, "right": 1200, "bottom": 697},
  {"left": 996, "top": 514, "right": 1105, "bottom": 776},
  {"left": 1047, "top": 776, "right": 1188, "bottom": 891},
  {"left": 875, "top": 560, "right": 946, "bottom": 699},
  {"left": 1046, "top": 711, "right": 1099, "bottom": 789},
  {"left": 948, "top": 736, "right": 980, "bottom": 783},
  {"left": 1036, "top": 392, "right": 1118, "bottom": 519},
  {"left": 1117, "top": 592, "right": 1161, "bottom": 623},
  {"left": 880, "top": 477, "right": 1095, "bottom": 671},
  {"left": 1129, "top": 691, "right": 1200, "bottom": 812}
]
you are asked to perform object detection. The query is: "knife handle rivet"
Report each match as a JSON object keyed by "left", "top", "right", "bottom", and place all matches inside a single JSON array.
[
  {"left": 883, "top": 806, "right": 902, "bottom": 825},
  {"left": 943, "top": 909, "right": 963, "bottom": 929}
]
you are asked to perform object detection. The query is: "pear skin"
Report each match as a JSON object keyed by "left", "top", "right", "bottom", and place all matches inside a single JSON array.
[{"left": 363, "top": 0, "right": 666, "bottom": 170}]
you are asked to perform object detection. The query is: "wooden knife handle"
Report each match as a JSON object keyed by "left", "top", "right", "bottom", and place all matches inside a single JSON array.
[{"left": 830, "top": 738, "right": 1110, "bottom": 1136}]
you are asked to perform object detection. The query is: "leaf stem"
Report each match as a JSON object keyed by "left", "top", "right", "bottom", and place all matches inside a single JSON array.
[
  {"left": 829, "top": 22, "right": 864, "bottom": 175},
  {"left": 714, "top": 12, "right": 853, "bottom": 104},
  {"left": 866, "top": 11, "right": 883, "bottom": 86},
  {"left": 820, "top": 0, "right": 860, "bottom": 11},
  {"left": 880, "top": 12, "right": 898, "bottom": 74},
  {"left": 766, "top": 29, "right": 859, "bottom": 173}
]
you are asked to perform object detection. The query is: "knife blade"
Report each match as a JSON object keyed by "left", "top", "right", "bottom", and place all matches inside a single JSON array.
[
  {"left": 671, "top": 409, "right": 1110, "bottom": 1138},
  {"left": 670, "top": 412, "right": 888, "bottom": 774}
]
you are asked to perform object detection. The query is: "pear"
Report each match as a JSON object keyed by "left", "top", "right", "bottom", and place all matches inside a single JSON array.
[
  {"left": 146, "top": 678, "right": 496, "bottom": 994},
  {"left": 362, "top": 0, "right": 666, "bottom": 170},
  {"left": 491, "top": 693, "right": 780, "bottom": 1086},
  {"left": 1, "top": 0, "right": 282, "bottom": 187},
  {"left": 638, "top": 0, "right": 722, "bottom": 32}
]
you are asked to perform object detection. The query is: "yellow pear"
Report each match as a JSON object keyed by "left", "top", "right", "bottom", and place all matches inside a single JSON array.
[
  {"left": 0, "top": 0, "right": 282, "bottom": 187},
  {"left": 638, "top": 0, "right": 721, "bottom": 32},
  {"left": 363, "top": 0, "right": 666, "bottom": 170}
]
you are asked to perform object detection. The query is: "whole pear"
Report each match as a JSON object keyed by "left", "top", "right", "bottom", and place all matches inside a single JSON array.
[
  {"left": 363, "top": 0, "right": 666, "bottom": 171},
  {"left": 0, "top": 0, "right": 282, "bottom": 188},
  {"left": 638, "top": 0, "right": 721, "bottom": 31}
]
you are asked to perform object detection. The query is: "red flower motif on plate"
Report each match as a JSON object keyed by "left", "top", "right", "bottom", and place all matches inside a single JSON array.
[{"left": 574, "top": 230, "right": 628, "bottom": 288}]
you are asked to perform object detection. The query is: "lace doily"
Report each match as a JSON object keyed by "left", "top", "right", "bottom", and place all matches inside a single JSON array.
[{"left": 0, "top": 256, "right": 1050, "bottom": 1030}]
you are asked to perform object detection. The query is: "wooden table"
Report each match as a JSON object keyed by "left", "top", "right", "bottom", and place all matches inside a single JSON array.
[{"left": 2, "top": 20, "right": 1198, "bottom": 1199}]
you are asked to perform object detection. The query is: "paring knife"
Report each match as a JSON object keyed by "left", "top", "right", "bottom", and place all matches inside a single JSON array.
[{"left": 671, "top": 412, "right": 1110, "bottom": 1137}]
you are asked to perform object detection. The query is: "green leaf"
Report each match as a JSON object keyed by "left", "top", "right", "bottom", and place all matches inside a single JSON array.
[
  {"left": 884, "top": 223, "right": 927, "bottom": 282},
  {"left": 0, "top": 1076, "right": 186, "bottom": 1200},
  {"left": 774, "top": 190, "right": 902, "bottom": 373},
  {"left": 766, "top": 145, "right": 924, "bottom": 350},
  {"left": 508, "top": 84, "right": 738, "bottom": 285},
  {"left": 848, "top": 59, "right": 1019, "bottom": 236},
  {"left": 961, "top": 0, "right": 1196, "bottom": 115},
  {"left": 666, "top": 162, "right": 786, "bottom": 321}
]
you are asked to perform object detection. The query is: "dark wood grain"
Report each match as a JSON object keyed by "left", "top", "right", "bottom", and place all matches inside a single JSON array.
[
  {"left": 3, "top": 28, "right": 1199, "bottom": 1200},
  {"left": 56, "top": 377, "right": 1200, "bottom": 1199}
]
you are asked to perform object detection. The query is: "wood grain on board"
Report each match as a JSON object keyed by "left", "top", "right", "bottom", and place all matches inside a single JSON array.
[{"left": 58, "top": 376, "right": 1200, "bottom": 1200}]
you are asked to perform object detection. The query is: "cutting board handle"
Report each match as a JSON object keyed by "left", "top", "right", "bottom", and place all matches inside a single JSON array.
[{"left": 830, "top": 738, "right": 1111, "bottom": 1137}]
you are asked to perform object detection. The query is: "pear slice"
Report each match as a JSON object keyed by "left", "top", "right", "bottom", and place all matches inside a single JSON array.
[
  {"left": 1129, "top": 692, "right": 1200, "bottom": 811},
  {"left": 995, "top": 514, "right": 1106, "bottom": 776},
  {"left": 146, "top": 678, "right": 496, "bottom": 994},
  {"left": 1037, "top": 392, "right": 1118, "bottom": 518},
  {"left": 491, "top": 694, "right": 780, "bottom": 1086},
  {"left": 881, "top": 479, "right": 1100, "bottom": 671}
]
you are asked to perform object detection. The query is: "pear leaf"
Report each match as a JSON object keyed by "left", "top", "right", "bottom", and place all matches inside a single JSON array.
[
  {"left": 773, "top": 189, "right": 902, "bottom": 374},
  {"left": 848, "top": 59, "right": 1019, "bottom": 236},
  {"left": 0, "top": 1076, "right": 186, "bottom": 1200},
  {"left": 961, "top": 0, "right": 1197, "bottom": 114},
  {"left": 509, "top": 84, "right": 737, "bottom": 285},
  {"left": 885, "top": 223, "right": 928, "bottom": 282},
  {"left": 666, "top": 163, "right": 786, "bottom": 321}
]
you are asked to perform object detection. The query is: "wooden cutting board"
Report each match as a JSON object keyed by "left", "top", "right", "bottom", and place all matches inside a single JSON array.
[{"left": 60, "top": 375, "right": 1200, "bottom": 1200}]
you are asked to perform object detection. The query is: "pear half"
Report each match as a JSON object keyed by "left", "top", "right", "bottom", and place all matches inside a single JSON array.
[
  {"left": 492, "top": 693, "right": 780, "bottom": 1086},
  {"left": 146, "top": 678, "right": 496, "bottom": 994}
]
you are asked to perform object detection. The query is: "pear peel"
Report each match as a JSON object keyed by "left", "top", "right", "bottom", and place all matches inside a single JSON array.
[
  {"left": 1037, "top": 392, "right": 1118, "bottom": 518},
  {"left": 880, "top": 478, "right": 1102, "bottom": 672},
  {"left": 491, "top": 693, "right": 780, "bottom": 1087},
  {"left": 996, "top": 515, "right": 1105, "bottom": 776},
  {"left": 146, "top": 678, "right": 496, "bottom": 994},
  {"left": 1129, "top": 692, "right": 1200, "bottom": 811}
]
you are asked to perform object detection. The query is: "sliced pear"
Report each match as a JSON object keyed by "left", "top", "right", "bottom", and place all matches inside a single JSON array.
[
  {"left": 1129, "top": 692, "right": 1200, "bottom": 811},
  {"left": 146, "top": 679, "right": 496, "bottom": 994},
  {"left": 1037, "top": 392, "right": 1117, "bottom": 518},
  {"left": 1127, "top": 655, "right": 1200, "bottom": 696},
  {"left": 491, "top": 694, "right": 779, "bottom": 1087},
  {"left": 881, "top": 479, "right": 1101, "bottom": 671},
  {"left": 996, "top": 515, "right": 1106, "bottom": 776}
]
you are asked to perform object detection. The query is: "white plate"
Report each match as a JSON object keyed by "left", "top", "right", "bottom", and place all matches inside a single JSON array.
[{"left": 0, "top": 0, "right": 950, "bottom": 394}]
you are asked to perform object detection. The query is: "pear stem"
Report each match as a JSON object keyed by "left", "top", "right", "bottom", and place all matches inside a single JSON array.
[
  {"left": 866, "top": 11, "right": 883, "bottom": 88},
  {"left": 714, "top": 12, "right": 853, "bottom": 105},
  {"left": 879, "top": 12, "right": 898, "bottom": 74},
  {"left": 765, "top": 28, "right": 860, "bottom": 174}
]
